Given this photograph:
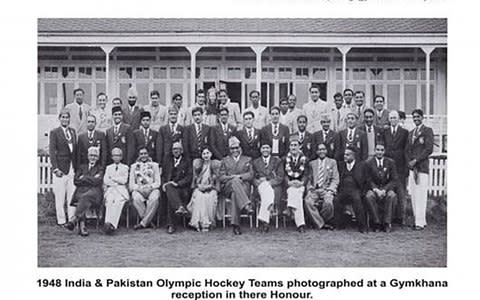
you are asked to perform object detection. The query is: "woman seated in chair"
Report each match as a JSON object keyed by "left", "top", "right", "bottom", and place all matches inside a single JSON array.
[{"left": 187, "top": 146, "right": 221, "bottom": 232}]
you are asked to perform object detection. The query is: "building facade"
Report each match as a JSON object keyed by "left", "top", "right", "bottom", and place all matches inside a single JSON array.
[{"left": 37, "top": 18, "right": 447, "bottom": 152}]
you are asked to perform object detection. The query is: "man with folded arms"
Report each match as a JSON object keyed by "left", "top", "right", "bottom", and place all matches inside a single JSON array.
[
  {"left": 103, "top": 148, "right": 130, "bottom": 235},
  {"left": 130, "top": 147, "right": 161, "bottom": 230}
]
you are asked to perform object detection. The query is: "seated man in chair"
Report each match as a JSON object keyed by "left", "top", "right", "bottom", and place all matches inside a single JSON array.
[{"left": 65, "top": 146, "right": 104, "bottom": 236}]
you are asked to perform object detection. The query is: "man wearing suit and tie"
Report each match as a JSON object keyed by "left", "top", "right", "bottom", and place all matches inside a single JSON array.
[
  {"left": 364, "top": 143, "right": 398, "bottom": 233},
  {"left": 156, "top": 106, "right": 185, "bottom": 167},
  {"left": 106, "top": 106, "right": 134, "bottom": 165},
  {"left": 335, "top": 146, "right": 368, "bottom": 233},
  {"left": 123, "top": 86, "right": 144, "bottom": 130},
  {"left": 237, "top": 111, "right": 261, "bottom": 160},
  {"left": 384, "top": 110, "right": 409, "bottom": 225},
  {"left": 260, "top": 106, "right": 290, "bottom": 158},
  {"left": 335, "top": 112, "right": 368, "bottom": 161},
  {"left": 162, "top": 142, "right": 193, "bottom": 234},
  {"left": 252, "top": 141, "right": 285, "bottom": 232},
  {"left": 63, "top": 88, "right": 91, "bottom": 135},
  {"left": 406, "top": 109, "right": 434, "bottom": 230},
  {"left": 49, "top": 109, "right": 78, "bottom": 227},
  {"left": 359, "top": 108, "right": 385, "bottom": 159},
  {"left": 294, "top": 115, "right": 314, "bottom": 160},
  {"left": 304, "top": 143, "right": 339, "bottom": 230},
  {"left": 312, "top": 114, "right": 337, "bottom": 160},
  {"left": 77, "top": 114, "right": 107, "bottom": 170},
  {"left": 330, "top": 92, "right": 348, "bottom": 132},
  {"left": 373, "top": 95, "right": 390, "bottom": 129},
  {"left": 219, "top": 136, "right": 255, "bottom": 235},
  {"left": 212, "top": 107, "right": 237, "bottom": 160},
  {"left": 185, "top": 107, "right": 212, "bottom": 160},
  {"left": 132, "top": 111, "right": 158, "bottom": 162}
]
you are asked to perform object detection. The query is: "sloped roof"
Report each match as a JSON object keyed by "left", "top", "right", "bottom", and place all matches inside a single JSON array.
[{"left": 38, "top": 18, "right": 447, "bottom": 34}]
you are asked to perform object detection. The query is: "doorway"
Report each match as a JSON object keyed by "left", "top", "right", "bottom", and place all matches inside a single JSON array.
[{"left": 219, "top": 80, "right": 242, "bottom": 108}]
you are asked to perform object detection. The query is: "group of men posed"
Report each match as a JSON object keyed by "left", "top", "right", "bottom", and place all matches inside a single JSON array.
[{"left": 49, "top": 84, "right": 433, "bottom": 236}]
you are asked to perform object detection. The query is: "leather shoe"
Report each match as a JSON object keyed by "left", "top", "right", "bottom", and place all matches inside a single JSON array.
[
  {"left": 133, "top": 223, "right": 144, "bottom": 230},
  {"left": 297, "top": 225, "right": 306, "bottom": 233},
  {"left": 167, "top": 225, "right": 176, "bottom": 234},
  {"left": 233, "top": 225, "right": 242, "bottom": 235},
  {"left": 384, "top": 223, "right": 392, "bottom": 233},
  {"left": 64, "top": 222, "right": 75, "bottom": 231},
  {"left": 243, "top": 204, "right": 254, "bottom": 215},
  {"left": 322, "top": 224, "right": 335, "bottom": 231},
  {"left": 104, "top": 222, "right": 115, "bottom": 235},
  {"left": 79, "top": 222, "right": 89, "bottom": 237},
  {"left": 373, "top": 223, "right": 381, "bottom": 233},
  {"left": 413, "top": 225, "right": 424, "bottom": 231},
  {"left": 263, "top": 223, "right": 270, "bottom": 233},
  {"left": 175, "top": 206, "right": 188, "bottom": 216}
]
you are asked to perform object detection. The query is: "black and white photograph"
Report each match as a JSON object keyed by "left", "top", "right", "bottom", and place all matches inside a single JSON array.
[{"left": 35, "top": 17, "right": 448, "bottom": 268}]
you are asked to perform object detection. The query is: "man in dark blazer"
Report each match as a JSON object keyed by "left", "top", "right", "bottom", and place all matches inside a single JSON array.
[
  {"left": 106, "top": 106, "right": 134, "bottom": 165},
  {"left": 359, "top": 108, "right": 385, "bottom": 159},
  {"left": 260, "top": 106, "right": 290, "bottom": 158},
  {"left": 77, "top": 114, "right": 107, "bottom": 170},
  {"left": 406, "top": 109, "right": 434, "bottom": 230},
  {"left": 252, "top": 141, "right": 285, "bottom": 232},
  {"left": 161, "top": 142, "right": 192, "bottom": 234},
  {"left": 335, "top": 146, "right": 368, "bottom": 233},
  {"left": 312, "top": 114, "right": 337, "bottom": 159},
  {"left": 65, "top": 147, "right": 104, "bottom": 236},
  {"left": 49, "top": 109, "right": 78, "bottom": 226},
  {"left": 123, "top": 87, "right": 144, "bottom": 130},
  {"left": 184, "top": 107, "right": 212, "bottom": 160},
  {"left": 211, "top": 107, "right": 237, "bottom": 160},
  {"left": 131, "top": 111, "right": 158, "bottom": 162},
  {"left": 365, "top": 143, "right": 398, "bottom": 232},
  {"left": 156, "top": 106, "right": 185, "bottom": 167},
  {"left": 384, "top": 110, "right": 409, "bottom": 225},
  {"left": 294, "top": 115, "right": 314, "bottom": 160},
  {"left": 237, "top": 111, "right": 261, "bottom": 159},
  {"left": 335, "top": 112, "right": 368, "bottom": 161}
]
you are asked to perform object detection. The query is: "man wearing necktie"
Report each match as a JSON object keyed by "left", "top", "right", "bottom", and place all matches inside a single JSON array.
[
  {"left": 360, "top": 108, "right": 385, "bottom": 159},
  {"left": 49, "top": 110, "right": 78, "bottom": 227},
  {"left": 293, "top": 115, "right": 314, "bottom": 160},
  {"left": 156, "top": 106, "right": 185, "bottom": 168},
  {"left": 77, "top": 114, "right": 107, "bottom": 170},
  {"left": 406, "top": 109, "right": 434, "bottom": 230},
  {"left": 63, "top": 88, "right": 91, "bottom": 135},
  {"left": 364, "top": 143, "right": 398, "bottom": 233},
  {"left": 237, "top": 111, "right": 261, "bottom": 159},
  {"left": 304, "top": 143, "right": 339, "bottom": 230},
  {"left": 329, "top": 92, "right": 347, "bottom": 132},
  {"left": 335, "top": 112, "right": 368, "bottom": 161},
  {"left": 212, "top": 107, "right": 237, "bottom": 160},
  {"left": 354, "top": 90, "right": 368, "bottom": 126},
  {"left": 123, "top": 86, "right": 144, "bottom": 130},
  {"left": 106, "top": 106, "right": 134, "bottom": 165},
  {"left": 185, "top": 106, "right": 212, "bottom": 160},
  {"left": 373, "top": 95, "right": 390, "bottom": 129},
  {"left": 260, "top": 106, "right": 290, "bottom": 158},
  {"left": 132, "top": 111, "right": 158, "bottom": 163},
  {"left": 103, "top": 148, "right": 129, "bottom": 234}
]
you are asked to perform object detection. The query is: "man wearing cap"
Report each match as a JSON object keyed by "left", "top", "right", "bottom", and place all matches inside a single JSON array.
[
  {"left": 106, "top": 106, "right": 134, "bottom": 165},
  {"left": 335, "top": 112, "right": 368, "bottom": 161},
  {"left": 260, "top": 106, "right": 290, "bottom": 158},
  {"left": 303, "top": 86, "right": 328, "bottom": 133},
  {"left": 143, "top": 90, "right": 168, "bottom": 131},
  {"left": 65, "top": 147, "right": 104, "bottom": 236},
  {"left": 90, "top": 92, "right": 112, "bottom": 133},
  {"left": 252, "top": 142, "right": 285, "bottom": 232},
  {"left": 244, "top": 90, "right": 269, "bottom": 130},
  {"left": 304, "top": 143, "right": 339, "bottom": 230},
  {"left": 64, "top": 88, "right": 91, "bottom": 135},
  {"left": 156, "top": 106, "right": 185, "bottom": 167},
  {"left": 212, "top": 107, "right": 237, "bottom": 160},
  {"left": 218, "top": 89, "right": 242, "bottom": 130},
  {"left": 123, "top": 86, "right": 144, "bottom": 130},
  {"left": 185, "top": 107, "right": 212, "bottom": 160},
  {"left": 312, "top": 114, "right": 337, "bottom": 159},
  {"left": 285, "top": 94, "right": 304, "bottom": 134},
  {"left": 406, "top": 109, "right": 434, "bottom": 230},
  {"left": 329, "top": 92, "right": 348, "bottom": 132},
  {"left": 161, "top": 142, "right": 192, "bottom": 234},
  {"left": 130, "top": 147, "right": 161, "bottom": 230},
  {"left": 237, "top": 111, "right": 261, "bottom": 159},
  {"left": 132, "top": 111, "right": 158, "bottom": 162},
  {"left": 77, "top": 114, "right": 107, "bottom": 170},
  {"left": 359, "top": 108, "right": 385, "bottom": 160},
  {"left": 49, "top": 109, "right": 78, "bottom": 227},
  {"left": 219, "top": 136, "right": 254, "bottom": 235},
  {"left": 373, "top": 95, "right": 390, "bottom": 129},
  {"left": 103, "top": 148, "right": 129, "bottom": 234},
  {"left": 293, "top": 115, "right": 314, "bottom": 160}
]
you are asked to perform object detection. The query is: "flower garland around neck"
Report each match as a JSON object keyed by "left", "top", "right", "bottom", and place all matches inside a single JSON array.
[{"left": 285, "top": 152, "right": 306, "bottom": 179}]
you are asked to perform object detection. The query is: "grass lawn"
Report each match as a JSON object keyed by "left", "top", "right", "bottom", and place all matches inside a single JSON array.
[{"left": 38, "top": 221, "right": 446, "bottom": 267}]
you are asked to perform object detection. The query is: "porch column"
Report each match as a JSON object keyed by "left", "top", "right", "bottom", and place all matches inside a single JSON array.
[
  {"left": 101, "top": 45, "right": 115, "bottom": 99},
  {"left": 422, "top": 46, "right": 435, "bottom": 116},
  {"left": 187, "top": 46, "right": 201, "bottom": 106},
  {"left": 251, "top": 45, "right": 266, "bottom": 92},
  {"left": 338, "top": 46, "right": 351, "bottom": 92}
]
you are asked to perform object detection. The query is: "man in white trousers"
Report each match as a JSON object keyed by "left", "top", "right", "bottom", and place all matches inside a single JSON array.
[
  {"left": 406, "top": 109, "right": 434, "bottom": 230},
  {"left": 103, "top": 148, "right": 130, "bottom": 234}
]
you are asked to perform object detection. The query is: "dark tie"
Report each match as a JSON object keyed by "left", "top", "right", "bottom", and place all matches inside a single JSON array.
[
  {"left": 348, "top": 130, "right": 353, "bottom": 141},
  {"left": 317, "top": 160, "right": 325, "bottom": 187},
  {"left": 368, "top": 126, "right": 372, "bottom": 133},
  {"left": 114, "top": 126, "right": 118, "bottom": 135},
  {"left": 273, "top": 125, "right": 278, "bottom": 136},
  {"left": 336, "top": 110, "right": 341, "bottom": 128},
  {"left": 378, "top": 160, "right": 383, "bottom": 169},
  {"left": 264, "top": 158, "right": 268, "bottom": 168},
  {"left": 197, "top": 125, "right": 202, "bottom": 146},
  {"left": 248, "top": 129, "right": 253, "bottom": 142},
  {"left": 79, "top": 106, "right": 83, "bottom": 120},
  {"left": 144, "top": 129, "right": 149, "bottom": 143},
  {"left": 393, "top": 127, "right": 396, "bottom": 136},
  {"left": 65, "top": 128, "right": 71, "bottom": 141},
  {"left": 115, "top": 165, "right": 118, "bottom": 171},
  {"left": 170, "top": 124, "right": 174, "bottom": 135}
]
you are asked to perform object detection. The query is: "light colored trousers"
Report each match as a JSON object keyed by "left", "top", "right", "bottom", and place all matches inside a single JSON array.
[
  {"left": 104, "top": 194, "right": 128, "bottom": 229},
  {"left": 52, "top": 168, "right": 76, "bottom": 225},
  {"left": 287, "top": 186, "right": 306, "bottom": 227},
  {"left": 304, "top": 189, "right": 334, "bottom": 229},
  {"left": 132, "top": 189, "right": 160, "bottom": 227},
  {"left": 257, "top": 181, "right": 275, "bottom": 224},
  {"left": 408, "top": 171, "right": 429, "bottom": 227}
]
